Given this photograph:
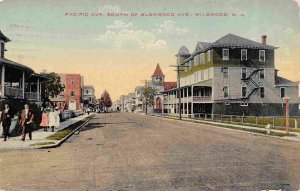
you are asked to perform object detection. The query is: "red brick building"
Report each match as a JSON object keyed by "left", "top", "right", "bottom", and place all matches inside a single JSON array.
[{"left": 51, "top": 73, "right": 84, "bottom": 110}]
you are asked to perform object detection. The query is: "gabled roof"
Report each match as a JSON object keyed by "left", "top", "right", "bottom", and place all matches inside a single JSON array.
[
  {"left": 210, "top": 33, "right": 276, "bottom": 50},
  {"left": 194, "top": 42, "right": 211, "bottom": 53},
  {"left": 0, "top": 30, "right": 11, "bottom": 43},
  {"left": 275, "top": 76, "right": 298, "bottom": 87},
  {"left": 164, "top": 82, "right": 177, "bottom": 91},
  {"left": 152, "top": 63, "right": 165, "bottom": 77}
]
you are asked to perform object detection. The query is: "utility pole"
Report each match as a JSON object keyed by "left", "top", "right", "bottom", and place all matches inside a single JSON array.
[
  {"left": 284, "top": 97, "right": 290, "bottom": 135},
  {"left": 141, "top": 80, "right": 149, "bottom": 115},
  {"left": 169, "top": 64, "right": 188, "bottom": 120}
]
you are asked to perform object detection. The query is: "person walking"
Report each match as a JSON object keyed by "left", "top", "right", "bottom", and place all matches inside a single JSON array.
[
  {"left": 40, "top": 108, "right": 49, "bottom": 131},
  {"left": 1, "top": 104, "right": 14, "bottom": 141},
  {"left": 48, "top": 107, "right": 56, "bottom": 132},
  {"left": 54, "top": 107, "right": 60, "bottom": 129},
  {"left": 20, "top": 104, "right": 34, "bottom": 141}
]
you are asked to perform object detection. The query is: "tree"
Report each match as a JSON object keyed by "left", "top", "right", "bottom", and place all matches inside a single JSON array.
[
  {"left": 101, "top": 90, "right": 112, "bottom": 112},
  {"left": 41, "top": 72, "right": 65, "bottom": 99},
  {"left": 143, "top": 87, "right": 155, "bottom": 115}
]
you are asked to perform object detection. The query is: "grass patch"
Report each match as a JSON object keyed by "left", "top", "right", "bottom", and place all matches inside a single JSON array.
[
  {"left": 47, "top": 114, "right": 95, "bottom": 141},
  {"left": 30, "top": 141, "right": 56, "bottom": 146},
  {"left": 159, "top": 115, "right": 296, "bottom": 137}
]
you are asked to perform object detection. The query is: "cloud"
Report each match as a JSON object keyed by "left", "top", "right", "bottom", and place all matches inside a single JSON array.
[
  {"left": 0, "top": 0, "right": 4, "bottom": 2},
  {"left": 106, "top": 20, "right": 133, "bottom": 31},
  {"left": 154, "top": 20, "right": 190, "bottom": 37},
  {"left": 294, "top": 0, "right": 300, "bottom": 7},
  {"left": 97, "top": 20, "right": 167, "bottom": 50},
  {"left": 99, "top": 4, "right": 122, "bottom": 12}
]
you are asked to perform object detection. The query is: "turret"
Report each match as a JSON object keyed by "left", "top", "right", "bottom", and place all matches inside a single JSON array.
[
  {"left": 176, "top": 46, "right": 190, "bottom": 66},
  {"left": 0, "top": 30, "right": 10, "bottom": 58}
]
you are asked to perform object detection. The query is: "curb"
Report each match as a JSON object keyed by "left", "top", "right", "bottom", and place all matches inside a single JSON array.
[
  {"left": 145, "top": 114, "right": 300, "bottom": 142},
  {"left": 32, "top": 115, "right": 95, "bottom": 149}
]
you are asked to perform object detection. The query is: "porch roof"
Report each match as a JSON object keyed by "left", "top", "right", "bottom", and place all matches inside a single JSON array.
[
  {"left": 0, "top": 58, "right": 34, "bottom": 74},
  {"left": 192, "top": 79, "right": 213, "bottom": 87}
]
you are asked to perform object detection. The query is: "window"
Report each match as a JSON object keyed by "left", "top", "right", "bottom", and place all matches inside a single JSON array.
[
  {"left": 189, "top": 60, "right": 192, "bottom": 69},
  {"left": 200, "top": 53, "right": 205, "bottom": 64},
  {"left": 184, "top": 63, "right": 187, "bottom": 72},
  {"left": 241, "top": 102, "right": 248, "bottom": 107},
  {"left": 260, "top": 69, "right": 265, "bottom": 79},
  {"left": 241, "top": 49, "right": 247, "bottom": 61},
  {"left": 201, "top": 71, "right": 204, "bottom": 80},
  {"left": 260, "top": 87, "right": 265, "bottom": 98},
  {"left": 280, "top": 87, "right": 285, "bottom": 98},
  {"left": 223, "top": 67, "right": 228, "bottom": 78},
  {"left": 207, "top": 50, "right": 211, "bottom": 62},
  {"left": 194, "top": 54, "right": 199, "bottom": 66},
  {"left": 223, "top": 49, "right": 229, "bottom": 60},
  {"left": 71, "top": 80, "right": 74, "bottom": 85},
  {"left": 207, "top": 68, "right": 210, "bottom": 79},
  {"left": 259, "top": 50, "right": 265, "bottom": 62},
  {"left": 193, "top": 73, "right": 197, "bottom": 82},
  {"left": 70, "top": 91, "right": 75, "bottom": 96},
  {"left": 86, "top": 90, "right": 89, "bottom": 94},
  {"left": 223, "top": 86, "right": 229, "bottom": 98},
  {"left": 242, "top": 86, "right": 247, "bottom": 98},
  {"left": 241, "top": 68, "right": 247, "bottom": 79}
]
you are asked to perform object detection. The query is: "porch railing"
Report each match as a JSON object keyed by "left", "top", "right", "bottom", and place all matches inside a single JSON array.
[
  {"left": 5, "top": 87, "right": 23, "bottom": 99},
  {"left": 193, "top": 96, "right": 212, "bottom": 102},
  {"left": 25, "top": 92, "right": 39, "bottom": 100}
]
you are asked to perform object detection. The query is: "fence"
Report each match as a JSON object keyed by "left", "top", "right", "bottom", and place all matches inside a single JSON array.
[{"left": 164, "top": 113, "right": 300, "bottom": 129}]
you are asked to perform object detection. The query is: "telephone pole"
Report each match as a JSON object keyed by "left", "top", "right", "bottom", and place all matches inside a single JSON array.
[
  {"left": 141, "top": 80, "right": 149, "bottom": 115},
  {"left": 169, "top": 64, "right": 188, "bottom": 120}
]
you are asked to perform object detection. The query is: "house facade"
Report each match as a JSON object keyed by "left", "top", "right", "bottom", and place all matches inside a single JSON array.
[
  {"left": 163, "top": 33, "right": 300, "bottom": 116},
  {"left": 0, "top": 30, "right": 46, "bottom": 105},
  {"left": 50, "top": 73, "right": 83, "bottom": 111},
  {"left": 134, "top": 86, "right": 144, "bottom": 113},
  {"left": 83, "top": 85, "right": 96, "bottom": 108}
]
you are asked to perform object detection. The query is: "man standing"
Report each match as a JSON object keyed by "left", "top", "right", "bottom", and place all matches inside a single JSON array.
[
  {"left": 20, "top": 104, "right": 34, "bottom": 141},
  {"left": 1, "top": 104, "right": 14, "bottom": 141}
]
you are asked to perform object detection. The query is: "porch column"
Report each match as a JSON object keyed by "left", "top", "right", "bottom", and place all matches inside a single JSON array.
[
  {"left": 183, "top": 88, "right": 186, "bottom": 114},
  {"left": 191, "top": 86, "right": 194, "bottom": 115},
  {"left": 187, "top": 87, "right": 189, "bottom": 115},
  {"left": 1, "top": 65, "right": 5, "bottom": 98},
  {"left": 22, "top": 72, "right": 25, "bottom": 99},
  {"left": 37, "top": 78, "right": 40, "bottom": 101}
]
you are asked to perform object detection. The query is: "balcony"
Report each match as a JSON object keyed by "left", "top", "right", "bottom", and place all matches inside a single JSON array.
[
  {"left": 193, "top": 96, "right": 212, "bottom": 102},
  {"left": 25, "top": 92, "right": 41, "bottom": 101},
  {"left": 0, "top": 86, "right": 41, "bottom": 101}
]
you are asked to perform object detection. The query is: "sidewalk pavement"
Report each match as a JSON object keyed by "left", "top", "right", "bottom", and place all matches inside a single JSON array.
[
  {"left": 150, "top": 113, "right": 300, "bottom": 142},
  {"left": 0, "top": 114, "right": 89, "bottom": 150}
]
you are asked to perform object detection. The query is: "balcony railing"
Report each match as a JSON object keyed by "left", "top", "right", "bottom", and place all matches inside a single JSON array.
[
  {"left": 25, "top": 92, "right": 40, "bottom": 101},
  {"left": 193, "top": 96, "right": 212, "bottom": 102},
  {"left": 5, "top": 87, "right": 23, "bottom": 99}
]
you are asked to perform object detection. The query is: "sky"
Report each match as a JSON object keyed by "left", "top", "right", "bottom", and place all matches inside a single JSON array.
[{"left": 0, "top": 0, "right": 299, "bottom": 101}]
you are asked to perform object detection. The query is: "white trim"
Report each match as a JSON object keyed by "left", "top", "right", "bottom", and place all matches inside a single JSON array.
[
  {"left": 222, "top": 49, "right": 229, "bottom": 60},
  {"left": 259, "top": 50, "right": 265, "bottom": 62},
  {"left": 241, "top": 85, "right": 247, "bottom": 98},
  {"left": 223, "top": 85, "right": 229, "bottom": 98},
  {"left": 241, "top": 102, "right": 248, "bottom": 107},
  {"left": 241, "top": 67, "right": 247, "bottom": 79},
  {"left": 223, "top": 67, "right": 229, "bottom": 78},
  {"left": 241, "top": 49, "right": 247, "bottom": 61},
  {"left": 259, "top": 68, "right": 265, "bottom": 79},
  {"left": 280, "top": 87, "right": 285, "bottom": 98}
]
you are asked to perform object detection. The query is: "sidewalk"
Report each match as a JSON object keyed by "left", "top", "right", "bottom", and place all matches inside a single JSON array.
[
  {"left": 0, "top": 114, "right": 89, "bottom": 150},
  {"left": 150, "top": 113, "right": 300, "bottom": 142}
]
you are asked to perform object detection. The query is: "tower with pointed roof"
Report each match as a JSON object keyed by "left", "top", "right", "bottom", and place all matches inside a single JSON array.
[{"left": 151, "top": 63, "right": 165, "bottom": 86}]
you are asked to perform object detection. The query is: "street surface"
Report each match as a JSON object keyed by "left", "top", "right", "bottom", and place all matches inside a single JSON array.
[{"left": 0, "top": 112, "right": 300, "bottom": 191}]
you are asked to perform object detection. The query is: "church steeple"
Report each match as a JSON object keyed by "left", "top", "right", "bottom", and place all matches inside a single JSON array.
[{"left": 151, "top": 63, "right": 165, "bottom": 86}]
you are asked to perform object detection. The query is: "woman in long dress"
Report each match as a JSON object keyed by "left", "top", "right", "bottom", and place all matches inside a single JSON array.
[
  {"left": 40, "top": 108, "right": 49, "bottom": 131},
  {"left": 48, "top": 107, "right": 56, "bottom": 132},
  {"left": 54, "top": 107, "right": 60, "bottom": 129}
]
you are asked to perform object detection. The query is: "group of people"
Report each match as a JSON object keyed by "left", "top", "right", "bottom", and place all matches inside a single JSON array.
[
  {"left": 1, "top": 103, "right": 61, "bottom": 142},
  {"left": 40, "top": 107, "right": 60, "bottom": 132}
]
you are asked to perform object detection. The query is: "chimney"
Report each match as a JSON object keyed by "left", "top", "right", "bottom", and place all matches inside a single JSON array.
[{"left": 261, "top": 35, "right": 267, "bottom": 45}]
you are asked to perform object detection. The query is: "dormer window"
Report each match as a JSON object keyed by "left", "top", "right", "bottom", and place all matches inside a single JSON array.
[
  {"left": 259, "top": 50, "right": 265, "bottom": 62},
  {"left": 241, "top": 49, "right": 247, "bottom": 61},
  {"left": 0, "top": 41, "right": 4, "bottom": 58},
  {"left": 222, "top": 49, "right": 229, "bottom": 60}
]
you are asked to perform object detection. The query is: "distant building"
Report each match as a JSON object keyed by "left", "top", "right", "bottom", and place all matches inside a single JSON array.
[
  {"left": 50, "top": 73, "right": 83, "bottom": 111},
  {"left": 134, "top": 86, "right": 144, "bottom": 113},
  {"left": 83, "top": 85, "right": 96, "bottom": 108}
]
